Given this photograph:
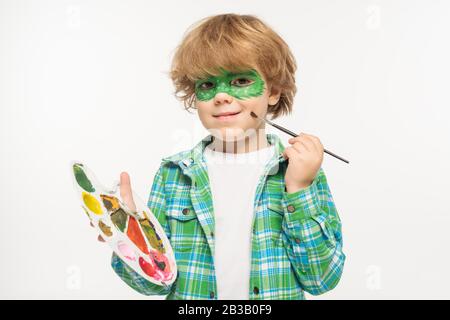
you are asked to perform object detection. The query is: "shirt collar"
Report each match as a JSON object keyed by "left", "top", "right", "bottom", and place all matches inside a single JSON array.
[{"left": 162, "top": 133, "right": 287, "bottom": 169}]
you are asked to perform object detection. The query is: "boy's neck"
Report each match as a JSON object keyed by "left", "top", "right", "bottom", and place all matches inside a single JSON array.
[{"left": 209, "top": 130, "right": 269, "bottom": 154}]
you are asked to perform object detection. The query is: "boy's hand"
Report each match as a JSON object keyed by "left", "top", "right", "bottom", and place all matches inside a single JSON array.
[
  {"left": 282, "top": 133, "right": 324, "bottom": 193},
  {"left": 90, "top": 171, "right": 137, "bottom": 243}
]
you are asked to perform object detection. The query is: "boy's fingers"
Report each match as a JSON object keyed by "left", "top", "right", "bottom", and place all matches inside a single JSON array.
[
  {"left": 291, "top": 141, "right": 309, "bottom": 153},
  {"left": 308, "top": 135, "right": 324, "bottom": 153},
  {"left": 289, "top": 135, "right": 312, "bottom": 150},
  {"left": 283, "top": 146, "right": 299, "bottom": 160},
  {"left": 288, "top": 132, "right": 306, "bottom": 143},
  {"left": 120, "top": 172, "right": 137, "bottom": 212},
  {"left": 289, "top": 133, "right": 323, "bottom": 153}
]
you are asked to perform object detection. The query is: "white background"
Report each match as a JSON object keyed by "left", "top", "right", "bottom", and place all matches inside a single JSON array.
[{"left": 1, "top": 0, "right": 449, "bottom": 299}]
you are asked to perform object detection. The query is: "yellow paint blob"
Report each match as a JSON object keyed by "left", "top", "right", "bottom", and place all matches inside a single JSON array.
[{"left": 82, "top": 192, "right": 103, "bottom": 215}]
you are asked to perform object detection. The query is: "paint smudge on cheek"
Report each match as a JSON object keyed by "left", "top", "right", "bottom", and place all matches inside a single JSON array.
[
  {"left": 117, "top": 241, "right": 136, "bottom": 261},
  {"left": 73, "top": 164, "right": 95, "bottom": 192},
  {"left": 82, "top": 192, "right": 103, "bottom": 215},
  {"left": 98, "top": 220, "right": 113, "bottom": 237},
  {"left": 127, "top": 216, "right": 149, "bottom": 254}
]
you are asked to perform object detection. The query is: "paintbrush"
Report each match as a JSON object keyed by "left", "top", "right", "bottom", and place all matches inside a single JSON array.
[{"left": 250, "top": 111, "right": 349, "bottom": 164}]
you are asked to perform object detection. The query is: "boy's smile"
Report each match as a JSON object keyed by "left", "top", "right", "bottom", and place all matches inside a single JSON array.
[{"left": 195, "top": 68, "right": 281, "bottom": 150}]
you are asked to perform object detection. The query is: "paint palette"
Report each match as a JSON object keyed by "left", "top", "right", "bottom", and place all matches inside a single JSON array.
[{"left": 71, "top": 162, "right": 177, "bottom": 287}]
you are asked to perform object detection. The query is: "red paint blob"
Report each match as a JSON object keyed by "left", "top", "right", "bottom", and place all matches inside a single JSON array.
[
  {"left": 127, "top": 216, "right": 149, "bottom": 254},
  {"left": 149, "top": 250, "right": 172, "bottom": 281},
  {"left": 139, "top": 257, "right": 156, "bottom": 277}
]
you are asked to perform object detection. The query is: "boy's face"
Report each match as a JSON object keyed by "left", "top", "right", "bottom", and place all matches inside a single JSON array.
[{"left": 194, "top": 68, "right": 280, "bottom": 142}]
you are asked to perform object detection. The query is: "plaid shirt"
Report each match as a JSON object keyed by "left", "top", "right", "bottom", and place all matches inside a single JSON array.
[{"left": 111, "top": 133, "right": 345, "bottom": 299}]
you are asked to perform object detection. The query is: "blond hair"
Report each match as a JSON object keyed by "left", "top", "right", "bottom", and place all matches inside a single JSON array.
[{"left": 169, "top": 14, "right": 297, "bottom": 119}]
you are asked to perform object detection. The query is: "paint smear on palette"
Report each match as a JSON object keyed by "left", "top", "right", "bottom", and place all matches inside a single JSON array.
[
  {"left": 150, "top": 250, "right": 171, "bottom": 276},
  {"left": 127, "top": 216, "right": 149, "bottom": 254},
  {"left": 110, "top": 208, "right": 128, "bottom": 232},
  {"left": 82, "top": 192, "right": 102, "bottom": 215},
  {"left": 98, "top": 220, "right": 113, "bottom": 237},
  {"left": 81, "top": 206, "right": 92, "bottom": 220},
  {"left": 139, "top": 257, "right": 160, "bottom": 279},
  {"left": 100, "top": 194, "right": 120, "bottom": 212},
  {"left": 140, "top": 218, "right": 165, "bottom": 254},
  {"left": 117, "top": 241, "right": 136, "bottom": 261},
  {"left": 73, "top": 164, "right": 95, "bottom": 192}
]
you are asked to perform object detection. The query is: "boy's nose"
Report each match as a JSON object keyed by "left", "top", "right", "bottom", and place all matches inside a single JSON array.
[{"left": 214, "top": 92, "right": 233, "bottom": 105}]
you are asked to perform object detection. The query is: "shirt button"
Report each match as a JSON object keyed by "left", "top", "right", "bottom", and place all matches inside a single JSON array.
[
  {"left": 182, "top": 208, "right": 190, "bottom": 215},
  {"left": 253, "top": 286, "right": 259, "bottom": 294},
  {"left": 209, "top": 291, "right": 215, "bottom": 299},
  {"left": 295, "top": 238, "right": 301, "bottom": 244},
  {"left": 287, "top": 205, "right": 295, "bottom": 213},
  {"left": 210, "top": 231, "right": 214, "bottom": 238}
]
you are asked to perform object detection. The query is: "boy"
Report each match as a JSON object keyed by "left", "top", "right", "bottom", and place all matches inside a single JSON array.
[{"left": 108, "top": 14, "right": 345, "bottom": 300}]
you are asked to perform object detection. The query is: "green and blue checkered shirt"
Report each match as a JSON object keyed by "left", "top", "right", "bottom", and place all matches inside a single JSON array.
[{"left": 111, "top": 133, "right": 345, "bottom": 299}]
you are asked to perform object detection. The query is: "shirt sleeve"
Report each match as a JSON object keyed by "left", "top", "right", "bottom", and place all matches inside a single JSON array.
[
  {"left": 280, "top": 167, "right": 346, "bottom": 295},
  {"left": 110, "top": 163, "right": 174, "bottom": 296}
]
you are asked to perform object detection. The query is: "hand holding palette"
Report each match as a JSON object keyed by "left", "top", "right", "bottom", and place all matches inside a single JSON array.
[{"left": 71, "top": 162, "right": 177, "bottom": 287}]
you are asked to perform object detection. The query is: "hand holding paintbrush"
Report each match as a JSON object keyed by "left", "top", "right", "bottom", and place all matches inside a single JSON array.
[
  {"left": 250, "top": 111, "right": 349, "bottom": 193},
  {"left": 250, "top": 112, "right": 349, "bottom": 164}
]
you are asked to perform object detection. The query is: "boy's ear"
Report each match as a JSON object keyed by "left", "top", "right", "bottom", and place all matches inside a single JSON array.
[{"left": 268, "top": 85, "right": 281, "bottom": 106}]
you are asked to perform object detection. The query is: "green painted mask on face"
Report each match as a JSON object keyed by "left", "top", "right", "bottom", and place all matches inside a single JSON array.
[{"left": 194, "top": 68, "right": 265, "bottom": 101}]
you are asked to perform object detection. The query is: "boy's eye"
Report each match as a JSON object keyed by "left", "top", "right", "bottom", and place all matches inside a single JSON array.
[
  {"left": 231, "top": 78, "right": 254, "bottom": 87},
  {"left": 198, "top": 81, "right": 214, "bottom": 90}
]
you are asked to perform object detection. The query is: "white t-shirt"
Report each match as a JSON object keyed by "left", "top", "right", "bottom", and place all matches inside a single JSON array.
[{"left": 203, "top": 143, "right": 275, "bottom": 300}]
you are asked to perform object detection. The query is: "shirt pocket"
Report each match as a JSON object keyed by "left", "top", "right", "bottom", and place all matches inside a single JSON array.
[
  {"left": 267, "top": 196, "right": 284, "bottom": 246},
  {"left": 166, "top": 201, "right": 207, "bottom": 252}
]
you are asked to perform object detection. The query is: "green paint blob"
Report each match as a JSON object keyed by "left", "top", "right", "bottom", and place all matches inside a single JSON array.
[
  {"left": 73, "top": 164, "right": 95, "bottom": 192},
  {"left": 140, "top": 219, "right": 165, "bottom": 254},
  {"left": 195, "top": 68, "right": 265, "bottom": 101},
  {"left": 110, "top": 208, "right": 128, "bottom": 232}
]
